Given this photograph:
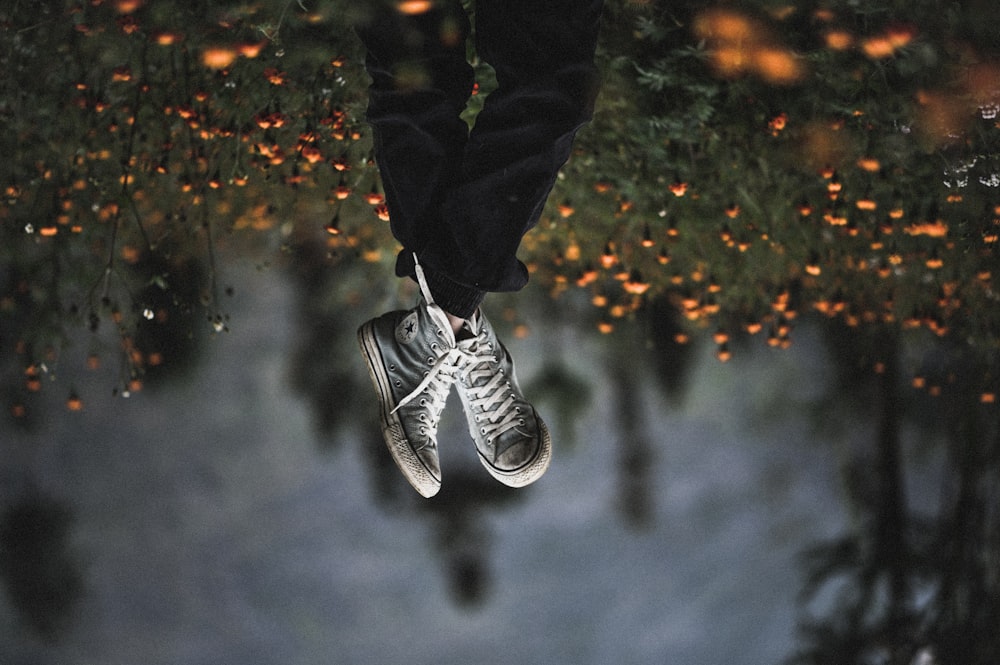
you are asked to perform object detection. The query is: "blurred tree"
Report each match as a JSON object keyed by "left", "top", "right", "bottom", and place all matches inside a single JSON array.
[
  {"left": 791, "top": 321, "right": 1000, "bottom": 664},
  {"left": 0, "top": 491, "right": 84, "bottom": 641}
]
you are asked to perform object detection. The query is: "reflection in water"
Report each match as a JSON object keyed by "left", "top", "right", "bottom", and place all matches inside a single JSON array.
[
  {"left": 792, "top": 323, "right": 1000, "bottom": 665},
  {"left": 2, "top": 0, "right": 1000, "bottom": 662},
  {"left": 2, "top": 254, "right": 999, "bottom": 662},
  {"left": 609, "top": 340, "right": 656, "bottom": 530},
  {"left": 285, "top": 236, "right": 384, "bottom": 442},
  {"left": 0, "top": 490, "right": 83, "bottom": 641},
  {"left": 423, "top": 469, "right": 522, "bottom": 608}
]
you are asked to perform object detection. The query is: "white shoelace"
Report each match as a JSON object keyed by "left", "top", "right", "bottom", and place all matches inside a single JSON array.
[
  {"left": 392, "top": 339, "right": 523, "bottom": 445},
  {"left": 390, "top": 253, "right": 524, "bottom": 444},
  {"left": 455, "top": 337, "right": 525, "bottom": 444},
  {"left": 391, "top": 351, "right": 458, "bottom": 438},
  {"left": 389, "top": 254, "right": 457, "bottom": 434}
]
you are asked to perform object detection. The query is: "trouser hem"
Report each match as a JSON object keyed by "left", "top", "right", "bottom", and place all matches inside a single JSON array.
[{"left": 419, "top": 262, "right": 486, "bottom": 319}]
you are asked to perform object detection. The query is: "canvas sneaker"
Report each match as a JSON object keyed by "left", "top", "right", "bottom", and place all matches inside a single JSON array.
[
  {"left": 357, "top": 267, "right": 459, "bottom": 498},
  {"left": 453, "top": 312, "right": 552, "bottom": 487}
]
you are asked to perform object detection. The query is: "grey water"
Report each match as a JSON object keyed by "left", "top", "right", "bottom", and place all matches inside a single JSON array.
[{"left": 0, "top": 257, "right": 941, "bottom": 665}]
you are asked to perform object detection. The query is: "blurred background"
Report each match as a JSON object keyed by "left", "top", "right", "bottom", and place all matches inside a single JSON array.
[{"left": 2, "top": 1, "right": 998, "bottom": 663}]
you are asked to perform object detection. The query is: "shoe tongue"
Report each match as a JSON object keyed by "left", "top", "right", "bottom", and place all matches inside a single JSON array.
[
  {"left": 455, "top": 320, "right": 476, "bottom": 342},
  {"left": 465, "top": 310, "right": 484, "bottom": 335}
]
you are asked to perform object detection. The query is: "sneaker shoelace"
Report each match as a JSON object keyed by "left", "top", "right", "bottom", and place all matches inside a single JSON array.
[
  {"left": 455, "top": 335, "right": 526, "bottom": 446},
  {"left": 391, "top": 337, "right": 524, "bottom": 449},
  {"left": 390, "top": 253, "right": 524, "bottom": 447},
  {"left": 389, "top": 254, "right": 458, "bottom": 441},
  {"left": 391, "top": 351, "right": 457, "bottom": 443}
]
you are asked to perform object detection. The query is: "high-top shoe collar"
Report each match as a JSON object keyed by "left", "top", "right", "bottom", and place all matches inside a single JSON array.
[{"left": 413, "top": 253, "right": 457, "bottom": 347}]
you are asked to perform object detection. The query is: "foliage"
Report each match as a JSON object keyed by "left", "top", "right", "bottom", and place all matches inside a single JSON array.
[{"left": 3, "top": 0, "right": 999, "bottom": 404}]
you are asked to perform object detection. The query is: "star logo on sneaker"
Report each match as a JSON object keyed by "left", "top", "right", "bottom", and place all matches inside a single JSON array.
[{"left": 396, "top": 312, "right": 419, "bottom": 344}]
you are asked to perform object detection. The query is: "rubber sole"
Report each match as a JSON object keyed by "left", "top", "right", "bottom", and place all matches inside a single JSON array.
[{"left": 480, "top": 418, "right": 552, "bottom": 488}]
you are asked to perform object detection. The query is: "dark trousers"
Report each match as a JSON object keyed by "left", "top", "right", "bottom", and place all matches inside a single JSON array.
[{"left": 357, "top": 0, "right": 603, "bottom": 318}]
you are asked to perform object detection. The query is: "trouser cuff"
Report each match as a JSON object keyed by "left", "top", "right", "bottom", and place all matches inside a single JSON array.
[{"left": 420, "top": 263, "right": 486, "bottom": 319}]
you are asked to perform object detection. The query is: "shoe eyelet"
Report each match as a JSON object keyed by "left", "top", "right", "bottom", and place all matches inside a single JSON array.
[
  {"left": 419, "top": 398, "right": 426, "bottom": 406},
  {"left": 388, "top": 363, "right": 396, "bottom": 371},
  {"left": 480, "top": 428, "right": 487, "bottom": 435},
  {"left": 394, "top": 380, "right": 402, "bottom": 387}
]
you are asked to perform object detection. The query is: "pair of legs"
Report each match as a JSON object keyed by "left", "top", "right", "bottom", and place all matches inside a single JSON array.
[
  {"left": 356, "top": 0, "right": 603, "bottom": 497},
  {"left": 357, "top": 0, "right": 604, "bottom": 318}
]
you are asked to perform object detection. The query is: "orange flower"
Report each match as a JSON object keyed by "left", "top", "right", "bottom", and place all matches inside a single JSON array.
[
  {"left": 623, "top": 270, "right": 650, "bottom": 295},
  {"left": 117, "top": 16, "right": 140, "bottom": 34},
  {"left": 904, "top": 220, "right": 948, "bottom": 237},
  {"left": 153, "top": 31, "right": 182, "bottom": 46},
  {"left": 695, "top": 8, "right": 805, "bottom": 84},
  {"left": 237, "top": 41, "right": 267, "bottom": 58},
  {"left": 886, "top": 23, "right": 917, "bottom": 48},
  {"left": 856, "top": 157, "right": 880, "bottom": 172},
  {"left": 862, "top": 36, "right": 895, "bottom": 59},
  {"left": 202, "top": 47, "right": 237, "bottom": 70},
  {"left": 397, "top": 0, "right": 434, "bottom": 14},
  {"left": 115, "top": 0, "right": 143, "bottom": 13},
  {"left": 711, "top": 46, "right": 748, "bottom": 78},
  {"left": 693, "top": 9, "right": 754, "bottom": 43},
  {"left": 824, "top": 30, "right": 854, "bottom": 51},
  {"left": 823, "top": 210, "right": 848, "bottom": 226},
  {"left": 768, "top": 112, "right": 787, "bottom": 134},
  {"left": 300, "top": 145, "right": 323, "bottom": 164},
  {"left": 634, "top": 225, "right": 652, "bottom": 249},
  {"left": 600, "top": 243, "right": 617, "bottom": 269},
  {"left": 264, "top": 67, "right": 286, "bottom": 85},
  {"left": 753, "top": 47, "right": 805, "bottom": 84}
]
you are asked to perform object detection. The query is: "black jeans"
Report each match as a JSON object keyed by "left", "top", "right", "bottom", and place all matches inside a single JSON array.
[{"left": 357, "top": 0, "right": 603, "bottom": 318}]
